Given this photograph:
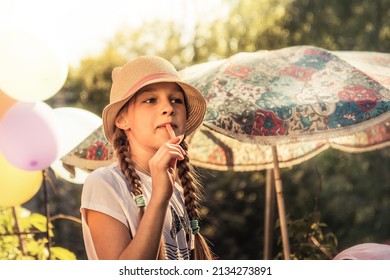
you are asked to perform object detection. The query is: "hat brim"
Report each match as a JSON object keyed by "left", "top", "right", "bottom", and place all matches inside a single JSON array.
[{"left": 102, "top": 77, "right": 206, "bottom": 144}]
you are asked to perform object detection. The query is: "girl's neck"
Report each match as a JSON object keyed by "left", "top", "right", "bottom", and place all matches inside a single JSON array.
[
  {"left": 130, "top": 147, "right": 154, "bottom": 175},
  {"left": 134, "top": 161, "right": 151, "bottom": 176}
]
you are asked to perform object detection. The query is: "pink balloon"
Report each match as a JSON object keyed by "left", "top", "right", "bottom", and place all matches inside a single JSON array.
[{"left": 0, "top": 101, "right": 61, "bottom": 171}]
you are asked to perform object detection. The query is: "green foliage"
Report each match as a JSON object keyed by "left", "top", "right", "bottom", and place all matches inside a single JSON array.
[
  {"left": 198, "top": 169, "right": 266, "bottom": 259},
  {"left": 193, "top": 0, "right": 292, "bottom": 59},
  {"left": 280, "top": 148, "right": 390, "bottom": 255},
  {"left": 24, "top": 170, "right": 86, "bottom": 259},
  {"left": 0, "top": 207, "right": 76, "bottom": 260},
  {"left": 274, "top": 211, "right": 338, "bottom": 260},
  {"left": 281, "top": 0, "right": 390, "bottom": 51},
  {"left": 109, "top": 21, "right": 193, "bottom": 68},
  {"left": 199, "top": 0, "right": 390, "bottom": 55}
]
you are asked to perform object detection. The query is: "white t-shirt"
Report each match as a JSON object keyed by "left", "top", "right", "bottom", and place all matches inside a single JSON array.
[{"left": 80, "top": 162, "right": 193, "bottom": 260}]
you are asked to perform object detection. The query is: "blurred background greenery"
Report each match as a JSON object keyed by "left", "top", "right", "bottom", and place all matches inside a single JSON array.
[{"left": 3, "top": 0, "right": 389, "bottom": 259}]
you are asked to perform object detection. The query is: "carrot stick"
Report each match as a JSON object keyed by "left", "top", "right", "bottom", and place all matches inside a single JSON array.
[
  {"left": 165, "top": 123, "right": 178, "bottom": 177},
  {"left": 166, "top": 123, "right": 176, "bottom": 139}
]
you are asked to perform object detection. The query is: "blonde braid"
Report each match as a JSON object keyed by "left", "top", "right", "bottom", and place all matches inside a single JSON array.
[
  {"left": 112, "top": 128, "right": 166, "bottom": 259},
  {"left": 178, "top": 140, "right": 214, "bottom": 260}
]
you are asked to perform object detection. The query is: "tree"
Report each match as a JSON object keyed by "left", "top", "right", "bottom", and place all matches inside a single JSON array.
[
  {"left": 281, "top": 0, "right": 390, "bottom": 51},
  {"left": 193, "top": 0, "right": 292, "bottom": 60}
]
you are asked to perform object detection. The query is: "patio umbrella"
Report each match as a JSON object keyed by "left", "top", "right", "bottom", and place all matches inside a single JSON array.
[{"left": 178, "top": 45, "right": 390, "bottom": 259}]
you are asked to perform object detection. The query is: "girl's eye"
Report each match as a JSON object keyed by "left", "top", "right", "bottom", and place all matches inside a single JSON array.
[
  {"left": 171, "top": 98, "right": 184, "bottom": 104},
  {"left": 144, "top": 98, "right": 156, "bottom": 103}
]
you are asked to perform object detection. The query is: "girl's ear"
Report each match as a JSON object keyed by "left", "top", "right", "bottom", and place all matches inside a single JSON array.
[{"left": 115, "top": 113, "right": 129, "bottom": 130}]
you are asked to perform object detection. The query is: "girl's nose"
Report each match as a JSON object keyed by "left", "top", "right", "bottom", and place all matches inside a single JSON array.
[{"left": 161, "top": 99, "right": 175, "bottom": 116}]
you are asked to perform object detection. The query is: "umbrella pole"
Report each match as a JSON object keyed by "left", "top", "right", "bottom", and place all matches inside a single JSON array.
[
  {"left": 271, "top": 145, "right": 291, "bottom": 260},
  {"left": 263, "top": 168, "right": 275, "bottom": 259}
]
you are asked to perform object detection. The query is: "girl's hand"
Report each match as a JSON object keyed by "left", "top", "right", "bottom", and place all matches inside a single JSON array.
[{"left": 148, "top": 136, "right": 186, "bottom": 202}]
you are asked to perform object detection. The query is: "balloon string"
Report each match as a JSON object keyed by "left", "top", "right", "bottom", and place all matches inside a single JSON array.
[
  {"left": 43, "top": 169, "right": 52, "bottom": 260},
  {"left": 11, "top": 206, "right": 26, "bottom": 255}
]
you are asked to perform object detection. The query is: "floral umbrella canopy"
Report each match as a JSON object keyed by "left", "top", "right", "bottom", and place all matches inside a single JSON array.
[
  {"left": 182, "top": 46, "right": 389, "bottom": 145},
  {"left": 178, "top": 45, "right": 390, "bottom": 259}
]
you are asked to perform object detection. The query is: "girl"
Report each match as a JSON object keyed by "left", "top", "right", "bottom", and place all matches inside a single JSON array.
[{"left": 80, "top": 56, "right": 214, "bottom": 260}]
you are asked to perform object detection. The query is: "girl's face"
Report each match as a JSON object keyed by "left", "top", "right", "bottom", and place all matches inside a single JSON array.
[{"left": 116, "top": 82, "right": 187, "bottom": 152}]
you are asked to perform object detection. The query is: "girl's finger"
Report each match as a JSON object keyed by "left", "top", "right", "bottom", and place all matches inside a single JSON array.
[
  {"left": 167, "top": 135, "right": 184, "bottom": 144},
  {"left": 166, "top": 143, "right": 186, "bottom": 157}
]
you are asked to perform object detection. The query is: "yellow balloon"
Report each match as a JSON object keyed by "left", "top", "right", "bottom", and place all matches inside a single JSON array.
[{"left": 0, "top": 153, "right": 43, "bottom": 207}]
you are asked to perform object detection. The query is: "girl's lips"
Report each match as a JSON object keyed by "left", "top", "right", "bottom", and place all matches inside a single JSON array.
[{"left": 158, "top": 123, "right": 176, "bottom": 129}]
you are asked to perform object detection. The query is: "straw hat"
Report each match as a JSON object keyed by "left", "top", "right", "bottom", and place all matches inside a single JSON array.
[{"left": 102, "top": 56, "right": 206, "bottom": 144}]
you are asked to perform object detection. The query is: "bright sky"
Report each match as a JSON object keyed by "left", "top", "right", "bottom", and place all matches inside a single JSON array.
[{"left": 0, "top": 0, "right": 226, "bottom": 66}]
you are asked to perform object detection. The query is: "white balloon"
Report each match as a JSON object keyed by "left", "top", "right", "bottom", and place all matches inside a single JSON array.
[
  {"left": 0, "top": 27, "right": 68, "bottom": 101},
  {"left": 53, "top": 107, "right": 102, "bottom": 158},
  {"left": 50, "top": 160, "right": 89, "bottom": 185},
  {"left": 51, "top": 107, "right": 101, "bottom": 184}
]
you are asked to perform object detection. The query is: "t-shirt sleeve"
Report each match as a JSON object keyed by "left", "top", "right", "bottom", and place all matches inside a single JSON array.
[{"left": 80, "top": 168, "right": 129, "bottom": 228}]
